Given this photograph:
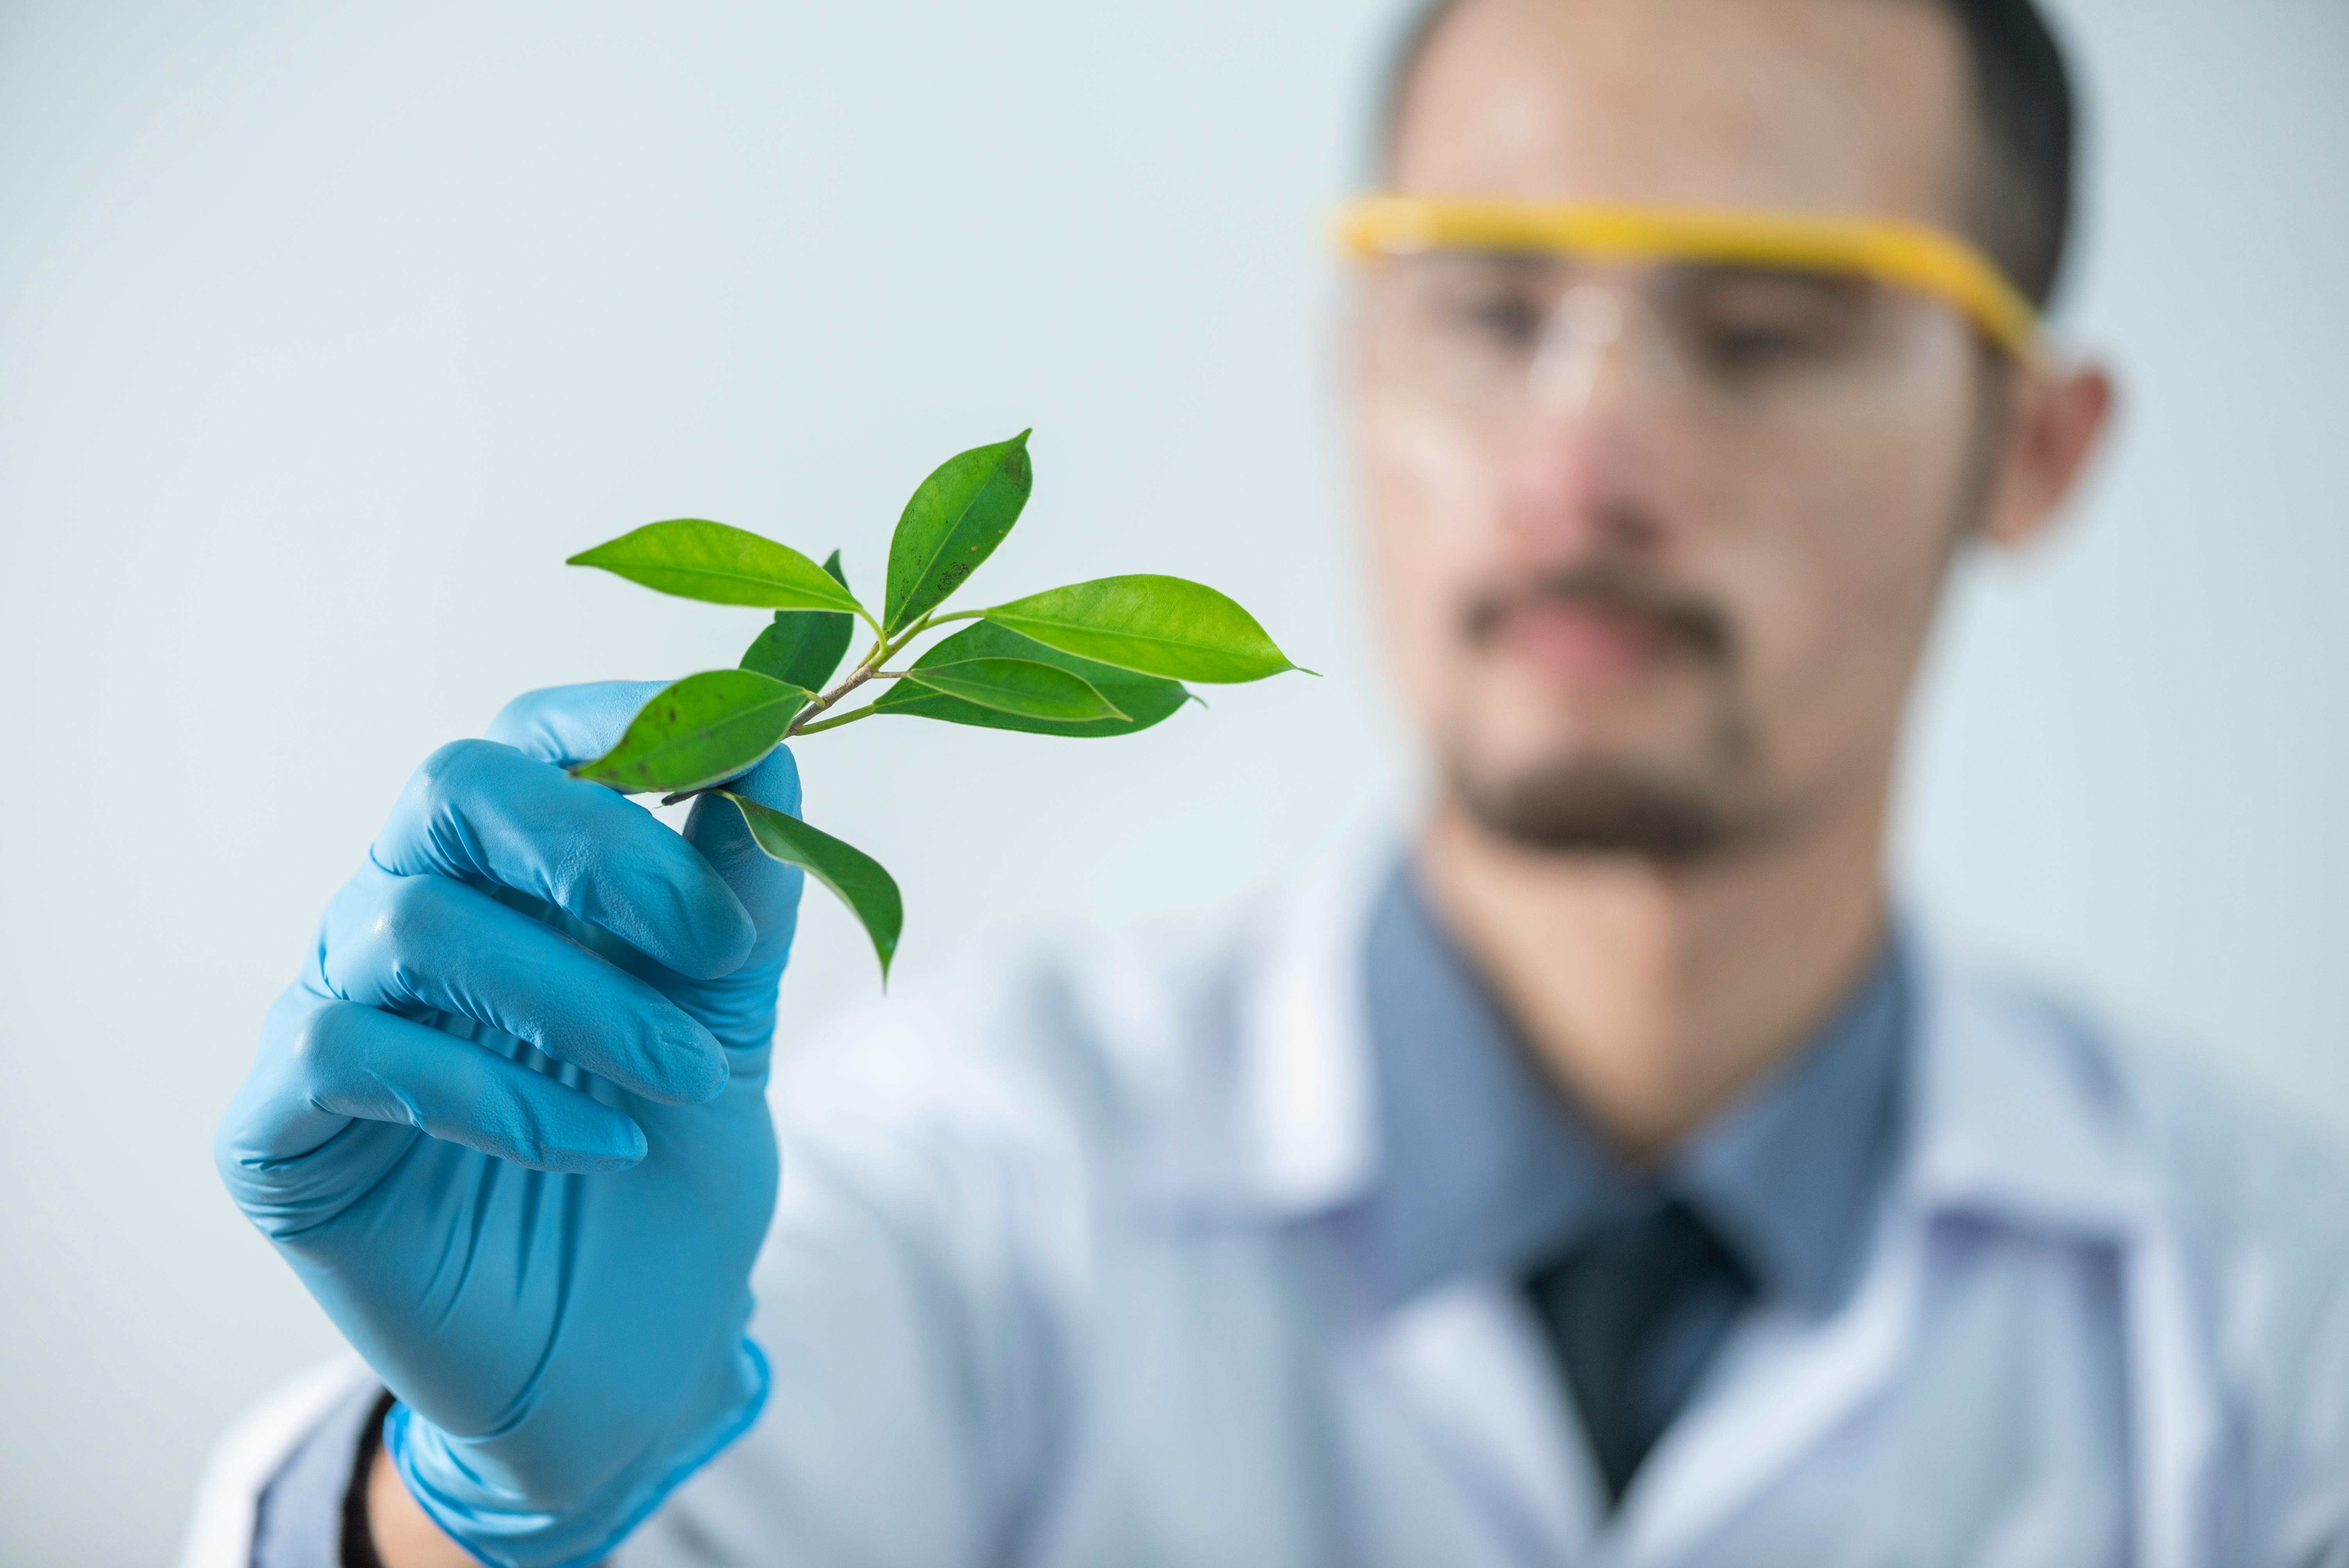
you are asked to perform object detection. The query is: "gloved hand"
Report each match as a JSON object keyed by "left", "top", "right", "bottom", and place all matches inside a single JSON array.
[{"left": 216, "top": 681, "right": 803, "bottom": 1568}]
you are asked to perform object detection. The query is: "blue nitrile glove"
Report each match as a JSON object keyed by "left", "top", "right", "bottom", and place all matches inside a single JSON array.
[{"left": 217, "top": 681, "right": 803, "bottom": 1568}]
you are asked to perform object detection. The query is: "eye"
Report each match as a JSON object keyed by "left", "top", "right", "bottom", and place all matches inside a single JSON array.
[
  {"left": 1693, "top": 319, "right": 1818, "bottom": 372},
  {"left": 1674, "top": 271, "right": 1873, "bottom": 380},
  {"left": 1449, "top": 288, "right": 1545, "bottom": 350}
]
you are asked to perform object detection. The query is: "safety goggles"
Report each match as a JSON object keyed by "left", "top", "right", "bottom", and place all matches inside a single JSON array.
[{"left": 1339, "top": 196, "right": 2039, "bottom": 434}]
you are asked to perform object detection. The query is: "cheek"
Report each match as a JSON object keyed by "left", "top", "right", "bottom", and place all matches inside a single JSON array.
[
  {"left": 1705, "top": 395, "right": 1977, "bottom": 759},
  {"left": 1358, "top": 398, "right": 1508, "bottom": 721}
]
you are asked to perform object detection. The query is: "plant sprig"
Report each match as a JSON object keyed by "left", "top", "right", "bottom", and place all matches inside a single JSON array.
[{"left": 563, "top": 429, "right": 1308, "bottom": 982}]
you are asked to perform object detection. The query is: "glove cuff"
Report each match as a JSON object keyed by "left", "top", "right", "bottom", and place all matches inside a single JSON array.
[{"left": 382, "top": 1337, "right": 770, "bottom": 1568}]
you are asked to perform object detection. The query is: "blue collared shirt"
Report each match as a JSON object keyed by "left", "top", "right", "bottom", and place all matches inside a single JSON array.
[{"left": 1361, "top": 860, "right": 1909, "bottom": 1323}]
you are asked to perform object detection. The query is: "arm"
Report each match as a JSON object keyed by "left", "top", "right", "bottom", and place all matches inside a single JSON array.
[{"left": 368, "top": 1447, "right": 471, "bottom": 1568}]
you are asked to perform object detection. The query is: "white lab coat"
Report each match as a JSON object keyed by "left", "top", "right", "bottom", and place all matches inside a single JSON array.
[{"left": 186, "top": 856, "right": 2349, "bottom": 1567}]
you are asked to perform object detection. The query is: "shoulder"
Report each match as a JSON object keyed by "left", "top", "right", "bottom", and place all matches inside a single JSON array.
[
  {"left": 1971, "top": 967, "right": 2349, "bottom": 1284},
  {"left": 1933, "top": 957, "right": 2349, "bottom": 1459},
  {"left": 1940, "top": 955, "right": 2349, "bottom": 1261}
]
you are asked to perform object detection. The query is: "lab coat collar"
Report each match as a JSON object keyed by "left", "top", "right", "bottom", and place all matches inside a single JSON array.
[
  {"left": 1207, "top": 860, "right": 2217, "bottom": 1566},
  {"left": 1898, "top": 938, "right": 2156, "bottom": 1234},
  {"left": 1224, "top": 849, "right": 1385, "bottom": 1214},
  {"left": 1212, "top": 854, "right": 2164, "bottom": 1247}
]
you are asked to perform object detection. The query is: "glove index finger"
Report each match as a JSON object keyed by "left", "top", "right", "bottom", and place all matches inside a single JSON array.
[
  {"left": 486, "top": 680, "right": 671, "bottom": 767},
  {"left": 661, "top": 746, "right": 806, "bottom": 1054},
  {"left": 684, "top": 743, "right": 804, "bottom": 929},
  {"left": 374, "top": 738, "right": 756, "bottom": 980}
]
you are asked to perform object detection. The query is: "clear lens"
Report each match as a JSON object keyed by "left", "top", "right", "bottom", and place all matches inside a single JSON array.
[{"left": 1360, "top": 252, "right": 1964, "bottom": 434}]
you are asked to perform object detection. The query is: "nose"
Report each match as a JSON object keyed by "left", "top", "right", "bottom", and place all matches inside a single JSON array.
[
  {"left": 1527, "top": 283, "right": 1679, "bottom": 420},
  {"left": 1504, "top": 287, "right": 1679, "bottom": 561}
]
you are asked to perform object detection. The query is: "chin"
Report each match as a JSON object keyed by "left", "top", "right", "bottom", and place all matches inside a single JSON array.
[
  {"left": 1432, "top": 667, "right": 1763, "bottom": 861},
  {"left": 1457, "top": 757, "right": 1735, "bottom": 861}
]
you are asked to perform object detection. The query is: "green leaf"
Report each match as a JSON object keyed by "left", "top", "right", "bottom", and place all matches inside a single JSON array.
[
  {"left": 740, "top": 549, "right": 856, "bottom": 692},
  {"left": 900, "top": 657, "right": 1126, "bottom": 722},
  {"left": 571, "top": 520, "right": 865, "bottom": 615},
  {"left": 883, "top": 431, "right": 1033, "bottom": 633},
  {"left": 570, "top": 670, "right": 809, "bottom": 795},
  {"left": 980, "top": 574, "right": 1302, "bottom": 683},
  {"left": 873, "top": 620, "right": 1191, "bottom": 737},
  {"left": 721, "top": 792, "right": 902, "bottom": 981}
]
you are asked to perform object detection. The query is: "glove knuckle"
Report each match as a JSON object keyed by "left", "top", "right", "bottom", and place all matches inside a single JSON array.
[
  {"left": 375, "top": 869, "right": 449, "bottom": 939},
  {"left": 286, "top": 1000, "right": 362, "bottom": 1083},
  {"left": 351, "top": 875, "right": 451, "bottom": 994},
  {"left": 484, "top": 686, "right": 567, "bottom": 746},
  {"left": 412, "top": 737, "right": 503, "bottom": 807}
]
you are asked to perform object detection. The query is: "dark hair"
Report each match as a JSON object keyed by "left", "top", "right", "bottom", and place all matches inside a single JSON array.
[{"left": 1376, "top": 0, "right": 2079, "bottom": 308}]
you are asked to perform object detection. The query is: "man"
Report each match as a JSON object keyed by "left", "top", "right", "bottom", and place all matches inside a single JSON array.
[{"left": 192, "top": 0, "right": 2349, "bottom": 1563}]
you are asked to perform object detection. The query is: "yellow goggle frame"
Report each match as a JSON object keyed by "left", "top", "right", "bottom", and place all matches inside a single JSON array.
[{"left": 1338, "top": 196, "right": 2040, "bottom": 363}]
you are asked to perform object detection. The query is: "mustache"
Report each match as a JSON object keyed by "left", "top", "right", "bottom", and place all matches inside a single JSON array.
[{"left": 1462, "top": 565, "right": 1735, "bottom": 665}]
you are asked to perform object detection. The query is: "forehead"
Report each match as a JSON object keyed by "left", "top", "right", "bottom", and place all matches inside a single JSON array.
[{"left": 1391, "top": 0, "right": 1975, "bottom": 227}]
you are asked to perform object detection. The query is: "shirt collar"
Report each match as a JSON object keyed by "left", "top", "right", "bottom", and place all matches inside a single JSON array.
[
  {"left": 1359, "top": 858, "right": 1910, "bottom": 1319},
  {"left": 1191, "top": 850, "right": 2153, "bottom": 1275}
]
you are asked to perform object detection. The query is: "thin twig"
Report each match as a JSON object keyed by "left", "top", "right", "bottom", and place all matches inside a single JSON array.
[
  {"left": 793, "top": 702, "right": 879, "bottom": 736},
  {"left": 654, "top": 612, "right": 962, "bottom": 806},
  {"left": 784, "top": 662, "right": 879, "bottom": 737},
  {"left": 781, "top": 606, "right": 968, "bottom": 736}
]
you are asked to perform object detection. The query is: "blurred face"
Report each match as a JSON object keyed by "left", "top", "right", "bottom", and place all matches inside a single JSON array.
[{"left": 1362, "top": 0, "right": 1995, "bottom": 858}]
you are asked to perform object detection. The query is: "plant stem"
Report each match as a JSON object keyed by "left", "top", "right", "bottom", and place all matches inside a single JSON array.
[
  {"left": 793, "top": 702, "right": 877, "bottom": 736},
  {"left": 780, "top": 605, "right": 977, "bottom": 737},
  {"left": 650, "top": 611, "right": 977, "bottom": 807}
]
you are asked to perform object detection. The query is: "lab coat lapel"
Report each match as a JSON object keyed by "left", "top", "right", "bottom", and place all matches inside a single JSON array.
[
  {"left": 1615, "top": 936, "right": 2222, "bottom": 1566},
  {"left": 1369, "top": 1278, "right": 1607, "bottom": 1559},
  {"left": 1220, "top": 857, "right": 1600, "bottom": 1557},
  {"left": 1224, "top": 870, "right": 2222, "bottom": 1567},
  {"left": 1233, "top": 853, "right": 1382, "bottom": 1213},
  {"left": 1903, "top": 959, "right": 2222, "bottom": 1568},
  {"left": 1222, "top": 863, "right": 1931, "bottom": 1560},
  {"left": 1607, "top": 1208, "right": 1931, "bottom": 1564}
]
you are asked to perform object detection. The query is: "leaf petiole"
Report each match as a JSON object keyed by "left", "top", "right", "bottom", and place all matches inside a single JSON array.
[{"left": 793, "top": 702, "right": 879, "bottom": 736}]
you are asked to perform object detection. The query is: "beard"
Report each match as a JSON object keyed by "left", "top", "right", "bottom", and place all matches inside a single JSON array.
[
  {"left": 1447, "top": 738, "right": 1755, "bottom": 862},
  {"left": 1442, "top": 563, "right": 1761, "bottom": 863}
]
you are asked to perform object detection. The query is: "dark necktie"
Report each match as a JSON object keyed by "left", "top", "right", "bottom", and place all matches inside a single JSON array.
[{"left": 1520, "top": 1197, "right": 1756, "bottom": 1504}]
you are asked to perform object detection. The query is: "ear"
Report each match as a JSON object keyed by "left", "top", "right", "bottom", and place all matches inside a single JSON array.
[{"left": 1978, "top": 357, "right": 2118, "bottom": 549}]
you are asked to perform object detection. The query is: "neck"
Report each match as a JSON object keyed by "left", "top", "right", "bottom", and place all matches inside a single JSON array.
[{"left": 1415, "top": 776, "right": 1890, "bottom": 1159}]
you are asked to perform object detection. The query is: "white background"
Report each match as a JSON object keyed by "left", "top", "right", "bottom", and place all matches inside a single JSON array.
[{"left": 1, "top": 1, "right": 2343, "bottom": 1560}]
